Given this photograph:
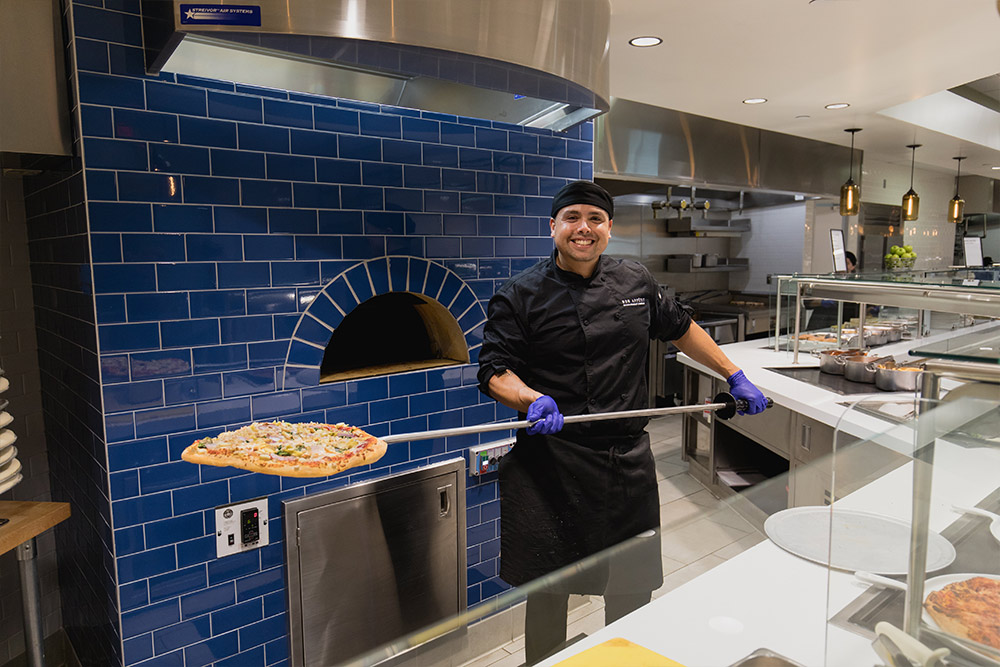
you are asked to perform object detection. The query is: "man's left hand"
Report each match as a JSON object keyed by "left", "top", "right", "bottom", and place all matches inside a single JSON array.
[{"left": 727, "top": 370, "right": 767, "bottom": 415}]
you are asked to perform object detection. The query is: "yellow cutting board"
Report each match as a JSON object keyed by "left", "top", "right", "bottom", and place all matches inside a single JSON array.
[{"left": 554, "top": 637, "right": 688, "bottom": 666}]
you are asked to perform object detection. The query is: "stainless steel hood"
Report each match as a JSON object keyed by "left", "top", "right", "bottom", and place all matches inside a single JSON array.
[
  {"left": 0, "top": 0, "right": 71, "bottom": 156},
  {"left": 140, "top": 0, "right": 610, "bottom": 132},
  {"left": 959, "top": 174, "right": 1000, "bottom": 218},
  {"left": 595, "top": 97, "right": 855, "bottom": 200}
]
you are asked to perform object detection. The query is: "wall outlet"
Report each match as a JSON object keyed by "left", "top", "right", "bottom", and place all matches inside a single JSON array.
[
  {"left": 215, "top": 497, "right": 269, "bottom": 558},
  {"left": 467, "top": 440, "right": 513, "bottom": 476}
]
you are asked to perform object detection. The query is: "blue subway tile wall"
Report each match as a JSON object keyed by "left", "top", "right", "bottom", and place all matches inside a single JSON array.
[
  {"left": 55, "top": 1, "right": 594, "bottom": 664},
  {"left": 25, "top": 160, "right": 122, "bottom": 666}
]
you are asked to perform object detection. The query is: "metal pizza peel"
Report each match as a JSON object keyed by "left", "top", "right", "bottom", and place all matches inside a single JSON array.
[{"left": 380, "top": 392, "right": 773, "bottom": 444}]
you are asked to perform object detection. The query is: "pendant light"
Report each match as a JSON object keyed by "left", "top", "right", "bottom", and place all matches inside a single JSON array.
[
  {"left": 947, "top": 156, "right": 966, "bottom": 224},
  {"left": 839, "top": 128, "right": 862, "bottom": 216},
  {"left": 901, "top": 144, "right": 921, "bottom": 221}
]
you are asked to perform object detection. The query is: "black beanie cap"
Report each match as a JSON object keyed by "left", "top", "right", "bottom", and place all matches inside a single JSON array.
[{"left": 549, "top": 180, "right": 614, "bottom": 219}]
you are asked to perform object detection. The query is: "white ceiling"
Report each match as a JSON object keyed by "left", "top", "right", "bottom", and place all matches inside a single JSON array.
[{"left": 606, "top": 0, "right": 1000, "bottom": 179}]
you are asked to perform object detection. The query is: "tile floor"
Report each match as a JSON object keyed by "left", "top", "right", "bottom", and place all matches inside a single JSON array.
[{"left": 459, "top": 414, "right": 766, "bottom": 667}]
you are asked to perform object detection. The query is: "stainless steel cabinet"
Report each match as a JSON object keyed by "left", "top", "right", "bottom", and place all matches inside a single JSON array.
[
  {"left": 682, "top": 366, "right": 906, "bottom": 518},
  {"left": 682, "top": 367, "right": 791, "bottom": 524},
  {"left": 726, "top": 401, "right": 795, "bottom": 459},
  {"left": 283, "top": 459, "right": 467, "bottom": 667},
  {"left": 787, "top": 414, "right": 835, "bottom": 507},
  {"left": 787, "top": 414, "right": 906, "bottom": 508}
]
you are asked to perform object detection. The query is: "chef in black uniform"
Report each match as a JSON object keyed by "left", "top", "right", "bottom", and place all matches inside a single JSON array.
[{"left": 477, "top": 180, "right": 768, "bottom": 664}]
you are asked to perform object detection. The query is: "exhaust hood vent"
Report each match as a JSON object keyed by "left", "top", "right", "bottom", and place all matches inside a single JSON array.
[
  {"left": 595, "top": 98, "right": 855, "bottom": 198},
  {"left": 0, "top": 0, "right": 71, "bottom": 156},
  {"left": 958, "top": 175, "right": 1000, "bottom": 217},
  {"left": 140, "top": 0, "right": 610, "bottom": 132}
]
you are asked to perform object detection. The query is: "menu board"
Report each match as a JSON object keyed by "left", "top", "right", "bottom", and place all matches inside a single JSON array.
[
  {"left": 963, "top": 236, "right": 984, "bottom": 267},
  {"left": 830, "top": 229, "right": 847, "bottom": 272}
]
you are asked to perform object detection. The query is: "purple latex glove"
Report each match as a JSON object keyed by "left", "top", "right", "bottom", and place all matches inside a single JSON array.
[
  {"left": 727, "top": 370, "right": 767, "bottom": 416},
  {"left": 526, "top": 395, "right": 564, "bottom": 435}
]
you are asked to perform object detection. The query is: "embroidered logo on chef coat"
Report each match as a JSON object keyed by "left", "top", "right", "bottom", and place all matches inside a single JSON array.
[{"left": 621, "top": 297, "right": 647, "bottom": 308}]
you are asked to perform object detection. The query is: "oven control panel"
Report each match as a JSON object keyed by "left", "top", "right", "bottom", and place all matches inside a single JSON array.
[
  {"left": 215, "top": 497, "right": 269, "bottom": 558},
  {"left": 467, "top": 440, "right": 513, "bottom": 476}
]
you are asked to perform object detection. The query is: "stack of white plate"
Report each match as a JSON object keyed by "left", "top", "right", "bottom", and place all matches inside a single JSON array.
[{"left": 0, "top": 371, "right": 21, "bottom": 495}]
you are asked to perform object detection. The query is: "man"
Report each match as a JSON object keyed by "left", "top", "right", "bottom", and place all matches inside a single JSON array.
[{"left": 477, "top": 180, "right": 767, "bottom": 664}]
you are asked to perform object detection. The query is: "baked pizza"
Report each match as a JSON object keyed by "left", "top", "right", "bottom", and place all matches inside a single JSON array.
[
  {"left": 924, "top": 575, "right": 1000, "bottom": 651},
  {"left": 180, "top": 421, "right": 387, "bottom": 477}
]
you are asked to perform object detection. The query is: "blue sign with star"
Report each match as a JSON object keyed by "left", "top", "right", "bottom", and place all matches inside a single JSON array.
[{"left": 179, "top": 5, "right": 261, "bottom": 26}]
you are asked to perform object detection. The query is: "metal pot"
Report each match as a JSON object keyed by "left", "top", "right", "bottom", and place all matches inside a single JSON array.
[
  {"left": 843, "top": 354, "right": 882, "bottom": 383},
  {"left": 864, "top": 326, "right": 895, "bottom": 345},
  {"left": 839, "top": 329, "right": 873, "bottom": 348},
  {"left": 875, "top": 362, "right": 924, "bottom": 392},
  {"left": 875, "top": 325, "right": 903, "bottom": 343},
  {"left": 844, "top": 327, "right": 888, "bottom": 346},
  {"left": 818, "top": 348, "right": 861, "bottom": 375}
]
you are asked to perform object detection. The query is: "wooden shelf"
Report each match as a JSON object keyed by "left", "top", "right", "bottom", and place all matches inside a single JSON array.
[{"left": 0, "top": 501, "right": 71, "bottom": 555}]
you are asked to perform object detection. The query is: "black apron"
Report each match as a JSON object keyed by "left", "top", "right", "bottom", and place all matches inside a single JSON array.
[{"left": 498, "top": 429, "right": 663, "bottom": 595}]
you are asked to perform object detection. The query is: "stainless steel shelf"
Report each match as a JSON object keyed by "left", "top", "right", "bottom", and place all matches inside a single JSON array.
[
  {"left": 666, "top": 256, "right": 750, "bottom": 273},
  {"left": 666, "top": 217, "right": 751, "bottom": 235}
]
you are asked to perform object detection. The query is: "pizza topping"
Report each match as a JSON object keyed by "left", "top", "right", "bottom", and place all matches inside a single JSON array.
[
  {"left": 924, "top": 576, "right": 1000, "bottom": 650},
  {"left": 180, "top": 420, "right": 386, "bottom": 478}
]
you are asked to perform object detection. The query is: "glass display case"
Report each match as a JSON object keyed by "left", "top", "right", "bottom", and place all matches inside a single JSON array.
[
  {"left": 772, "top": 271, "right": 1000, "bottom": 363},
  {"left": 824, "top": 351, "right": 1000, "bottom": 667},
  {"left": 304, "top": 326, "right": 1000, "bottom": 667}
]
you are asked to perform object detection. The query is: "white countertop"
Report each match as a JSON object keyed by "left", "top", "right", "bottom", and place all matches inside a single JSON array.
[
  {"left": 539, "top": 325, "right": 1000, "bottom": 667},
  {"left": 679, "top": 321, "right": 1000, "bottom": 449},
  {"left": 541, "top": 445, "right": 1000, "bottom": 667}
]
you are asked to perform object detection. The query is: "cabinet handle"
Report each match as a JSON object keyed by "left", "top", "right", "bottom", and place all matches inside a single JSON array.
[
  {"left": 438, "top": 485, "right": 452, "bottom": 517},
  {"left": 801, "top": 423, "right": 812, "bottom": 452}
]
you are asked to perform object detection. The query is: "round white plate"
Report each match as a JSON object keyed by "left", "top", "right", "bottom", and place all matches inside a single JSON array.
[
  {"left": 0, "top": 473, "right": 21, "bottom": 495},
  {"left": 0, "top": 429, "right": 15, "bottom": 448},
  {"left": 0, "top": 457, "right": 22, "bottom": 486},
  {"left": 764, "top": 507, "right": 956, "bottom": 574},
  {"left": 0, "top": 446, "right": 16, "bottom": 468},
  {"left": 0, "top": 412, "right": 10, "bottom": 429}
]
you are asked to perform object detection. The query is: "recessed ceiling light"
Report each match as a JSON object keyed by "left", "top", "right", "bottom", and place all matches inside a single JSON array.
[
  {"left": 795, "top": 114, "right": 811, "bottom": 119},
  {"left": 742, "top": 98, "right": 767, "bottom": 105},
  {"left": 825, "top": 103, "right": 850, "bottom": 110},
  {"left": 629, "top": 36, "right": 662, "bottom": 47}
]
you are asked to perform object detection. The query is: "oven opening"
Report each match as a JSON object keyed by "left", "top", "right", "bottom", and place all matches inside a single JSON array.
[{"left": 320, "top": 291, "right": 469, "bottom": 383}]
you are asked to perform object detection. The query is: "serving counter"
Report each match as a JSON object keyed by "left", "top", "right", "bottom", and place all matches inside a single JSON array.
[
  {"left": 338, "top": 279, "right": 1000, "bottom": 667},
  {"left": 344, "top": 377, "right": 999, "bottom": 666}
]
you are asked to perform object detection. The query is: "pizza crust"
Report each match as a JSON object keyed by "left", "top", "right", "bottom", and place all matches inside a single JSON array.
[
  {"left": 923, "top": 576, "right": 1000, "bottom": 652},
  {"left": 180, "top": 422, "right": 388, "bottom": 478},
  {"left": 925, "top": 605, "right": 978, "bottom": 644}
]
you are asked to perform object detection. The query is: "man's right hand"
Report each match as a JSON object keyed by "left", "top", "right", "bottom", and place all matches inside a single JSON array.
[{"left": 526, "top": 395, "right": 564, "bottom": 435}]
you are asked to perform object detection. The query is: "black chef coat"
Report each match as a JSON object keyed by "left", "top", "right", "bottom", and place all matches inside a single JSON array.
[{"left": 478, "top": 251, "right": 692, "bottom": 590}]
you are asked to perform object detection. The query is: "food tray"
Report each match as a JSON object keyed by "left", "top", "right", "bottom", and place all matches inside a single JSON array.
[{"left": 764, "top": 507, "right": 956, "bottom": 574}]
